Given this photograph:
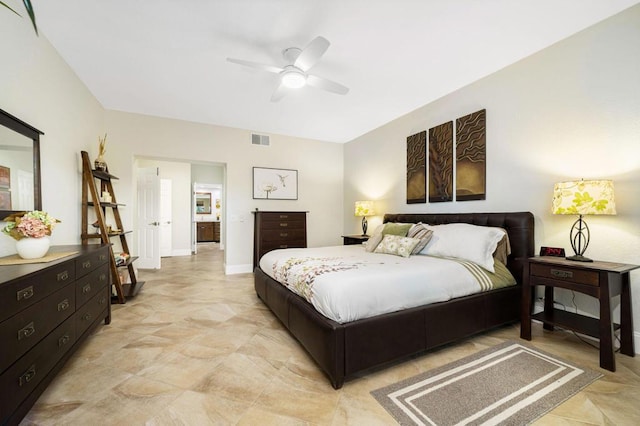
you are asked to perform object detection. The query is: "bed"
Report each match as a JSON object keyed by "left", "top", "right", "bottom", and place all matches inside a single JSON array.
[{"left": 253, "top": 212, "right": 535, "bottom": 389}]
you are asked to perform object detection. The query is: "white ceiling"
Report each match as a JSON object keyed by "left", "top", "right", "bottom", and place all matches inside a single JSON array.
[{"left": 35, "top": 0, "right": 639, "bottom": 143}]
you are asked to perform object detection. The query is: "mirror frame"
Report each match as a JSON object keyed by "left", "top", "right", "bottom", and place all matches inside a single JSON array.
[
  {"left": 195, "top": 192, "right": 212, "bottom": 214},
  {"left": 0, "top": 108, "right": 43, "bottom": 218}
]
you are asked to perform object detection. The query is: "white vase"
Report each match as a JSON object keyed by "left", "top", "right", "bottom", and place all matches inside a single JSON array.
[{"left": 16, "top": 236, "right": 50, "bottom": 259}]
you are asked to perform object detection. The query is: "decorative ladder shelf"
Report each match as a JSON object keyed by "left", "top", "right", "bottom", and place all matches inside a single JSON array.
[{"left": 81, "top": 150, "right": 144, "bottom": 303}]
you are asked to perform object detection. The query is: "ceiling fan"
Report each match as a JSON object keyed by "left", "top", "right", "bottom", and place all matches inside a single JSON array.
[{"left": 227, "top": 36, "right": 349, "bottom": 102}]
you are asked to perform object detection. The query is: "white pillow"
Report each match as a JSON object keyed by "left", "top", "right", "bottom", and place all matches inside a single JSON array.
[{"left": 420, "top": 223, "right": 506, "bottom": 272}]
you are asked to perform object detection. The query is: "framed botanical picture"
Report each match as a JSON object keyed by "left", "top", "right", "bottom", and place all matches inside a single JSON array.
[{"left": 253, "top": 167, "right": 298, "bottom": 200}]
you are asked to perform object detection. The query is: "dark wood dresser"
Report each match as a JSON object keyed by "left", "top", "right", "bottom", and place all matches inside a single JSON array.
[
  {"left": 196, "top": 221, "right": 221, "bottom": 243},
  {"left": 0, "top": 244, "right": 111, "bottom": 426},
  {"left": 253, "top": 211, "right": 307, "bottom": 268}
]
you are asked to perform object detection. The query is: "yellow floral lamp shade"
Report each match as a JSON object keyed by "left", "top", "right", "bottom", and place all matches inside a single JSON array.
[
  {"left": 552, "top": 180, "right": 616, "bottom": 216},
  {"left": 354, "top": 201, "right": 375, "bottom": 217}
]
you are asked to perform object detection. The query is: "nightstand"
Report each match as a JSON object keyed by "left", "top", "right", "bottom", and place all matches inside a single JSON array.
[
  {"left": 342, "top": 234, "right": 369, "bottom": 245},
  {"left": 520, "top": 256, "right": 639, "bottom": 372}
]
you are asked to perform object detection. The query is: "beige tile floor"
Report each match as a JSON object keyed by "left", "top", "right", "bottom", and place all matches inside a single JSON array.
[{"left": 21, "top": 244, "right": 640, "bottom": 425}]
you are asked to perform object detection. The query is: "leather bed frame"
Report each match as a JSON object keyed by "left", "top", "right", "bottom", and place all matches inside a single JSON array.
[{"left": 254, "top": 212, "right": 535, "bottom": 389}]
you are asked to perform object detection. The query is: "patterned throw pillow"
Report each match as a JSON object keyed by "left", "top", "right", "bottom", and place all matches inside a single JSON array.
[
  {"left": 374, "top": 234, "right": 420, "bottom": 258},
  {"left": 407, "top": 223, "right": 434, "bottom": 254}
]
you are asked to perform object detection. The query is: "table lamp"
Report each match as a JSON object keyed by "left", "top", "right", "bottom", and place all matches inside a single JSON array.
[
  {"left": 354, "top": 201, "right": 375, "bottom": 236},
  {"left": 552, "top": 179, "right": 616, "bottom": 262}
]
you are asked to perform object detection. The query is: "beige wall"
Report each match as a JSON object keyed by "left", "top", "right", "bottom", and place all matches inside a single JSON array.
[
  {"left": 344, "top": 5, "right": 640, "bottom": 347},
  {"left": 105, "top": 110, "right": 344, "bottom": 273},
  {"left": 0, "top": 11, "right": 104, "bottom": 257}
]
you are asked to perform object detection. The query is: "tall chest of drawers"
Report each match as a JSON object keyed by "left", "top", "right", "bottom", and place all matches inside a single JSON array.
[
  {"left": 0, "top": 244, "right": 111, "bottom": 426},
  {"left": 253, "top": 211, "right": 307, "bottom": 268}
]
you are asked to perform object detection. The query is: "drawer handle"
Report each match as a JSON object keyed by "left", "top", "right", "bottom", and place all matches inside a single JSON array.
[
  {"left": 82, "top": 313, "right": 92, "bottom": 321},
  {"left": 18, "top": 322, "right": 36, "bottom": 341},
  {"left": 82, "top": 260, "right": 92, "bottom": 269},
  {"left": 99, "top": 254, "right": 107, "bottom": 261},
  {"left": 58, "top": 299, "right": 70, "bottom": 311},
  {"left": 82, "top": 283, "right": 92, "bottom": 294},
  {"left": 99, "top": 273, "right": 107, "bottom": 282},
  {"left": 279, "top": 223, "right": 288, "bottom": 227},
  {"left": 99, "top": 297, "right": 107, "bottom": 305},
  {"left": 280, "top": 233, "right": 288, "bottom": 237},
  {"left": 279, "top": 215, "right": 288, "bottom": 219},
  {"left": 19, "top": 365, "right": 36, "bottom": 387},
  {"left": 551, "top": 269, "right": 573, "bottom": 279},
  {"left": 57, "top": 271, "right": 69, "bottom": 281},
  {"left": 58, "top": 334, "right": 70, "bottom": 347},
  {"left": 279, "top": 245, "right": 288, "bottom": 249},
  {"left": 17, "top": 286, "right": 34, "bottom": 301}
]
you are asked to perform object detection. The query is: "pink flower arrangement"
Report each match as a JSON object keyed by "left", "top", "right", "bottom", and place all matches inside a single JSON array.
[{"left": 2, "top": 211, "right": 60, "bottom": 240}]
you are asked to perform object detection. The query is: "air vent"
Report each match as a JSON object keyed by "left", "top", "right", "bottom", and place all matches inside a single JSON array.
[{"left": 251, "top": 134, "right": 270, "bottom": 146}]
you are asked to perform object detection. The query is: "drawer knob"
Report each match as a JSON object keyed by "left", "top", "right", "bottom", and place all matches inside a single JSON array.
[
  {"left": 58, "top": 299, "right": 70, "bottom": 311},
  {"left": 18, "top": 322, "right": 36, "bottom": 341},
  {"left": 82, "top": 313, "right": 92, "bottom": 321},
  {"left": 82, "top": 284, "right": 92, "bottom": 294},
  {"left": 551, "top": 269, "right": 573, "bottom": 279},
  {"left": 82, "top": 260, "right": 92, "bottom": 269},
  {"left": 57, "top": 271, "right": 69, "bottom": 281},
  {"left": 19, "top": 365, "right": 36, "bottom": 387},
  {"left": 17, "top": 286, "right": 34, "bottom": 301},
  {"left": 58, "top": 334, "right": 70, "bottom": 347},
  {"left": 280, "top": 233, "right": 288, "bottom": 237}
]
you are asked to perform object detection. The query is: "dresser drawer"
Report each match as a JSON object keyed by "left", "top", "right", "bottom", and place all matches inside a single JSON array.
[
  {"left": 260, "top": 239, "right": 306, "bottom": 252},
  {"left": 75, "top": 288, "right": 109, "bottom": 337},
  {"left": 0, "top": 315, "right": 76, "bottom": 421},
  {"left": 259, "top": 228, "right": 307, "bottom": 243},
  {"left": 75, "top": 264, "right": 109, "bottom": 307},
  {"left": 530, "top": 263, "right": 599, "bottom": 286},
  {"left": 75, "top": 248, "right": 109, "bottom": 278},
  {"left": 0, "top": 263, "right": 75, "bottom": 324},
  {"left": 259, "top": 219, "right": 305, "bottom": 231},
  {"left": 0, "top": 282, "right": 75, "bottom": 373}
]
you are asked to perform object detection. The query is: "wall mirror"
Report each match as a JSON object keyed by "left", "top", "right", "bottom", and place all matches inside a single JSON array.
[
  {"left": 195, "top": 192, "right": 212, "bottom": 214},
  {"left": 0, "top": 109, "right": 43, "bottom": 218}
]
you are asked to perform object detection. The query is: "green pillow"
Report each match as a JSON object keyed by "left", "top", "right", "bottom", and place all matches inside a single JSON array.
[{"left": 382, "top": 222, "right": 412, "bottom": 237}]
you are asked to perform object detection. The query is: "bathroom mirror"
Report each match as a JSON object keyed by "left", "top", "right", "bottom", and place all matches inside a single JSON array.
[
  {"left": 195, "top": 192, "right": 212, "bottom": 214},
  {"left": 0, "top": 109, "right": 43, "bottom": 218}
]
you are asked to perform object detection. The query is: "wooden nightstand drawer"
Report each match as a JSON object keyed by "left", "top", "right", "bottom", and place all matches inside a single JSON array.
[{"left": 530, "top": 263, "right": 599, "bottom": 286}]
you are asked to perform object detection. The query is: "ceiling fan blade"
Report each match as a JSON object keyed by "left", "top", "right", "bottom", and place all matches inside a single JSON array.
[
  {"left": 306, "top": 75, "right": 349, "bottom": 95},
  {"left": 226, "top": 58, "right": 283, "bottom": 74},
  {"left": 270, "top": 83, "right": 288, "bottom": 102},
  {"left": 294, "top": 36, "right": 330, "bottom": 71}
]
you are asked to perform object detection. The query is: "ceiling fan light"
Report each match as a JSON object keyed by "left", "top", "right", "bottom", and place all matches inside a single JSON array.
[{"left": 281, "top": 70, "right": 306, "bottom": 89}]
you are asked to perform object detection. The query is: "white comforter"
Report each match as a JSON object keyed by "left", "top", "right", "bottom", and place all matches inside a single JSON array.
[{"left": 259, "top": 245, "right": 500, "bottom": 324}]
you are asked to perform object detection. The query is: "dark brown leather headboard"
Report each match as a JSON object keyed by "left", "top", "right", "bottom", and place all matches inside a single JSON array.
[{"left": 383, "top": 212, "right": 535, "bottom": 284}]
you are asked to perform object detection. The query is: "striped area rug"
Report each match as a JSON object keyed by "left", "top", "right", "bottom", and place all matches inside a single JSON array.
[{"left": 371, "top": 341, "right": 601, "bottom": 426}]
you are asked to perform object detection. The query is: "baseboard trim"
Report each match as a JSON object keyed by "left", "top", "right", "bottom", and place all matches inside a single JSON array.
[{"left": 225, "top": 263, "right": 253, "bottom": 275}]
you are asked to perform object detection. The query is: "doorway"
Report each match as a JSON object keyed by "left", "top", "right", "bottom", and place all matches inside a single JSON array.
[{"left": 134, "top": 157, "right": 226, "bottom": 268}]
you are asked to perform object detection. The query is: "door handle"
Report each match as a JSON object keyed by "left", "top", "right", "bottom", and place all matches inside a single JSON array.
[{"left": 149, "top": 222, "right": 160, "bottom": 226}]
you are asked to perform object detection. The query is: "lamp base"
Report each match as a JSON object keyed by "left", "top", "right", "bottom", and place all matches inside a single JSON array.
[{"left": 565, "top": 254, "right": 593, "bottom": 262}]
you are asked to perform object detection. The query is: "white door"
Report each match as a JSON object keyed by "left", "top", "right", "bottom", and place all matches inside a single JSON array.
[
  {"left": 136, "top": 167, "right": 161, "bottom": 269},
  {"left": 160, "top": 179, "right": 172, "bottom": 257}
]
